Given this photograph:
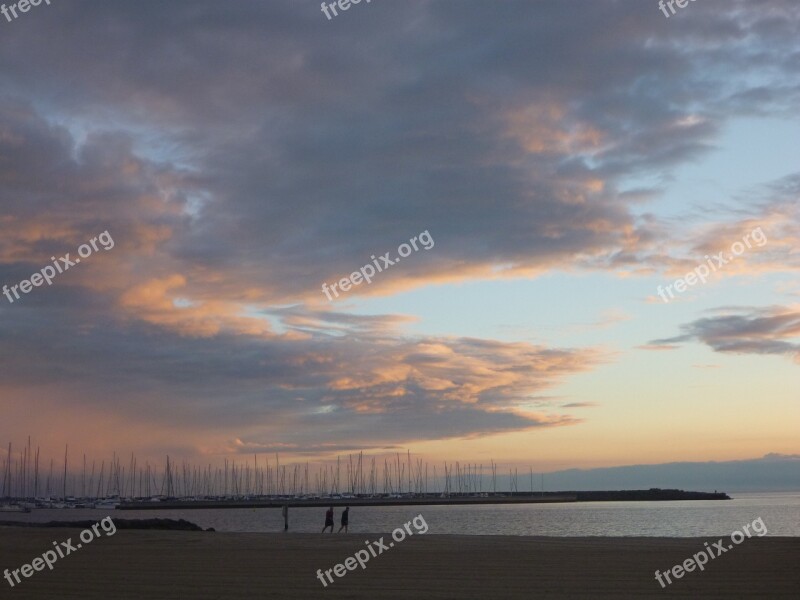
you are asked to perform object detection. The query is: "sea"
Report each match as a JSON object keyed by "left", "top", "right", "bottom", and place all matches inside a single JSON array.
[{"left": 3, "top": 491, "right": 799, "bottom": 537}]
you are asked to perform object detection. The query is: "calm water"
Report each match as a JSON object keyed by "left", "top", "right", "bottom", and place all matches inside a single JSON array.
[{"left": 4, "top": 492, "right": 799, "bottom": 537}]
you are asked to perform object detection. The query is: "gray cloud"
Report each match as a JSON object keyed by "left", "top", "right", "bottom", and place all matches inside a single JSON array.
[
  {"left": 650, "top": 306, "right": 800, "bottom": 363},
  {"left": 1, "top": 1, "right": 797, "bottom": 300},
  {"left": 0, "top": 300, "right": 603, "bottom": 451}
]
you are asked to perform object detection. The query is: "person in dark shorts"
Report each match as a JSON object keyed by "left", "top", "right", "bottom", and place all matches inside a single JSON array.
[
  {"left": 338, "top": 506, "right": 349, "bottom": 533},
  {"left": 322, "top": 506, "right": 334, "bottom": 533}
]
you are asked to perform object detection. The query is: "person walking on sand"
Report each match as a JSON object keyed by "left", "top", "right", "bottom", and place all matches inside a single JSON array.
[
  {"left": 282, "top": 504, "right": 289, "bottom": 531},
  {"left": 322, "top": 506, "right": 334, "bottom": 533},
  {"left": 337, "top": 506, "right": 349, "bottom": 533}
]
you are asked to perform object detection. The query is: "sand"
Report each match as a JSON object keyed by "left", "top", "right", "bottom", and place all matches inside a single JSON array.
[{"left": 0, "top": 528, "right": 797, "bottom": 598}]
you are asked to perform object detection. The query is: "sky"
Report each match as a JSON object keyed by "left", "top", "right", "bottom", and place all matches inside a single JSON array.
[{"left": 0, "top": 0, "right": 798, "bottom": 474}]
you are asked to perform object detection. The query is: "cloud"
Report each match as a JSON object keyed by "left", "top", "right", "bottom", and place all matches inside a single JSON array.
[
  {"left": 0, "top": 1, "right": 798, "bottom": 303},
  {"left": 649, "top": 306, "right": 800, "bottom": 363},
  {"left": 0, "top": 292, "right": 608, "bottom": 456},
  {"left": 636, "top": 344, "right": 679, "bottom": 352},
  {"left": 651, "top": 195, "right": 799, "bottom": 281}
]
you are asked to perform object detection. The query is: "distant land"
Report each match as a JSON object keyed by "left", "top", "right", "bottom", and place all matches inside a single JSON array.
[{"left": 540, "top": 454, "right": 800, "bottom": 493}]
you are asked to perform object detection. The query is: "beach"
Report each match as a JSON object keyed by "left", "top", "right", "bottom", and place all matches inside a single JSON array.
[{"left": 1, "top": 528, "right": 797, "bottom": 598}]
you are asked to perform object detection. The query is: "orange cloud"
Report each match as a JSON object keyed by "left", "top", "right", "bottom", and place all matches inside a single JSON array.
[
  {"left": 119, "top": 274, "right": 272, "bottom": 337},
  {"left": 506, "top": 102, "right": 606, "bottom": 156}
]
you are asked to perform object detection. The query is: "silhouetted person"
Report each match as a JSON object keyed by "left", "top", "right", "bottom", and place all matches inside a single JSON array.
[
  {"left": 338, "top": 506, "right": 349, "bottom": 533},
  {"left": 282, "top": 504, "right": 289, "bottom": 531},
  {"left": 322, "top": 506, "right": 334, "bottom": 533}
]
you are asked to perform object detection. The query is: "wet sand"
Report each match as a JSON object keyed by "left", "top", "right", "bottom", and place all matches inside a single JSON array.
[{"left": 0, "top": 528, "right": 797, "bottom": 598}]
